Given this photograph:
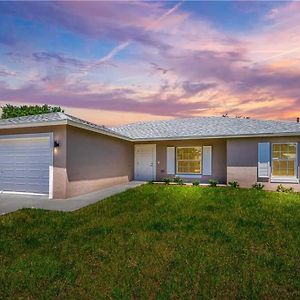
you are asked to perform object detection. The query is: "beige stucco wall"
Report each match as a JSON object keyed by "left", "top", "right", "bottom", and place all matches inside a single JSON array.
[
  {"left": 0, "top": 125, "right": 134, "bottom": 199},
  {"left": 3, "top": 122, "right": 300, "bottom": 197},
  {"left": 135, "top": 139, "right": 227, "bottom": 183},
  {"left": 0, "top": 125, "right": 68, "bottom": 198},
  {"left": 227, "top": 136, "right": 300, "bottom": 191},
  {"left": 66, "top": 126, "right": 134, "bottom": 198}
]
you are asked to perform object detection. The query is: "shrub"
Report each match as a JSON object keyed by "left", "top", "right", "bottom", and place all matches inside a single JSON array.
[
  {"left": 276, "top": 184, "right": 294, "bottom": 193},
  {"left": 1, "top": 104, "right": 64, "bottom": 119},
  {"left": 162, "top": 177, "right": 172, "bottom": 184},
  {"left": 192, "top": 180, "right": 200, "bottom": 186},
  {"left": 252, "top": 183, "right": 264, "bottom": 190},
  {"left": 174, "top": 176, "right": 184, "bottom": 185},
  {"left": 228, "top": 181, "right": 239, "bottom": 188},
  {"left": 208, "top": 179, "right": 219, "bottom": 187}
]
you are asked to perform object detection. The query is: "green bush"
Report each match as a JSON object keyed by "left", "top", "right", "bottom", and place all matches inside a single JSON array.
[
  {"left": 228, "top": 181, "right": 239, "bottom": 188},
  {"left": 252, "top": 183, "right": 264, "bottom": 190},
  {"left": 1, "top": 104, "right": 64, "bottom": 119},
  {"left": 276, "top": 184, "right": 294, "bottom": 193},
  {"left": 208, "top": 179, "right": 219, "bottom": 187},
  {"left": 192, "top": 180, "right": 200, "bottom": 186},
  {"left": 162, "top": 177, "right": 172, "bottom": 184},
  {"left": 174, "top": 176, "right": 184, "bottom": 185}
]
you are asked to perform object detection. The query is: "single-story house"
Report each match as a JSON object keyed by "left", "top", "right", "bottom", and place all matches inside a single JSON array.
[{"left": 0, "top": 112, "right": 300, "bottom": 198}]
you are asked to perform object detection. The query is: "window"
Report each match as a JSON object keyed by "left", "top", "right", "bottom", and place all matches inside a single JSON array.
[
  {"left": 176, "top": 147, "right": 202, "bottom": 174},
  {"left": 272, "top": 143, "right": 297, "bottom": 177}
]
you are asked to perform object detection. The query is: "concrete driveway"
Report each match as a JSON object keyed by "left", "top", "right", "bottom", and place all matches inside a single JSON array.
[{"left": 0, "top": 181, "right": 145, "bottom": 215}]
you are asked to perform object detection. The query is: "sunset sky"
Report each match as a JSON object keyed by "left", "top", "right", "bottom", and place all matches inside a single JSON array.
[{"left": 1, "top": 1, "right": 300, "bottom": 126}]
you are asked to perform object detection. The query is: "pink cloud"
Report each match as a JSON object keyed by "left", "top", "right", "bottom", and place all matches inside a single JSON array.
[{"left": 1, "top": 1, "right": 300, "bottom": 123}]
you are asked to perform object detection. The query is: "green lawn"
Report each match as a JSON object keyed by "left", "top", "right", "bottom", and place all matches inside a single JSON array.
[{"left": 1, "top": 184, "right": 300, "bottom": 299}]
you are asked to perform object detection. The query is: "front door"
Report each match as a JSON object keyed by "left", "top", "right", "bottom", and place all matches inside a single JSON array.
[{"left": 134, "top": 144, "right": 156, "bottom": 181}]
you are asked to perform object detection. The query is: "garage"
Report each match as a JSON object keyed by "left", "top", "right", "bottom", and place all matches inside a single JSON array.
[{"left": 0, "top": 134, "right": 53, "bottom": 196}]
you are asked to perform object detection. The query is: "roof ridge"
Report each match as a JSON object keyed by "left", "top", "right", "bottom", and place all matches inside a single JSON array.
[{"left": 112, "top": 115, "right": 297, "bottom": 129}]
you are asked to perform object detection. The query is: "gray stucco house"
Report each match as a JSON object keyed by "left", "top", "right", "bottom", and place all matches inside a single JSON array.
[{"left": 0, "top": 112, "right": 300, "bottom": 198}]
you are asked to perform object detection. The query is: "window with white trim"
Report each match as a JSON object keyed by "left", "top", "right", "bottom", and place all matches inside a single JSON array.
[
  {"left": 176, "top": 147, "right": 202, "bottom": 174},
  {"left": 272, "top": 143, "right": 297, "bottom": 177}
]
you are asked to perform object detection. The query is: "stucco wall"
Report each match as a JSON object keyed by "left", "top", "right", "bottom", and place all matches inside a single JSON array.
[
  {"left": 66, "top": 126, "right": 134, "bottom": 198},
  {"left": 135, "top": 139, "right": 227, "bottom": 183},
  {"left": 0, "top": 125, "right": 67, "bottom": 198},
  {"left": 227, "top": 136, "right": 300, "bottom": 191},
  {"left": 3, "top": 123, "right": 300, "bottom": 197}
]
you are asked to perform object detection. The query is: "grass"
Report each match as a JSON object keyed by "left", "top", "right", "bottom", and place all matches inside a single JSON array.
[{"left": 1, "top": 184, "right": 300, "bottom": 299}]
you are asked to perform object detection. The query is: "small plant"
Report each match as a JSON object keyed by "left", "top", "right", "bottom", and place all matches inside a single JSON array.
[
  {"left": 173, "top": 176, "right": 181, "bottom": 183},
  {"left": 162, "top": 177, "right": 172, "bottom": 184},
  {"left": 252, "top": 183, "right": 264, "bottom": 190},
  {"left": 276, "top": 184, "right": 294, "bottom": 193},
  {"left": 228, "top": 181, "right": 239, "bottom": 188},
  {"left": 208, "top": 179, "right": 219, "bottom": 187},
  {"left": 192, "top": 180, "right": 200, "bottom": 186},
  {"left": 174, "top": 176, "right": 184, "bottom": 185}
]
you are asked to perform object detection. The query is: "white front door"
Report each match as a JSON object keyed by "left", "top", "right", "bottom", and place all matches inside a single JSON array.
[{"left": 134, "top": 144, "right": 156, "bottom": 181}]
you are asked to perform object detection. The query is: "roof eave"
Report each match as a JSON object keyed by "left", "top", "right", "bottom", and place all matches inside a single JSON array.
[
  {"left": 0, "top": 120, "right": 68, "bottom": 129},
  {"left": 130, "top": 132, "right": 300, "bottom": 141},
  {"left": 0, "top": 120, "right": 133, "bottom": 141},
  {"left": 66, "top": 120, "right": 133, "bottom": 141}
]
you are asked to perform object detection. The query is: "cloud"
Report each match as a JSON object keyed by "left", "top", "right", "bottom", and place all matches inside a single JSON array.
[
  {"left": 0, "top": 66, "right": 17, "bottom": 77},
  {"left": 1, "top": 1, "right": 300, "bottom": 122},
  {"left": 236, "top": 69, "right": 300, "bottom": 93},
  {"left": 150, "top": 62, "right": 171, "bottom": 74},
  {"left": 0, "top": 2, "right": 176, "bottom": 51},
  {"left": 0, "top": 82, "right": 211, "bottom": 117},
  {"left": 32, "top": 52, "right": 86, "bottom": 68},
  {"left": 181, "top": 82, "right": 217, "bottom": 96},
  {"left": 94, "top": 2, "right": 183, "bottom": 65}
]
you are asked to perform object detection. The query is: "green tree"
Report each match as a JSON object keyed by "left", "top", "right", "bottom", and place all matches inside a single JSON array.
[{"left": 1, "top": 104, "right": 64, "bottom": 119}]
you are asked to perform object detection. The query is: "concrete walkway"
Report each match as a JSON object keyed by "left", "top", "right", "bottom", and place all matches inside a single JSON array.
[{"left": 0, "top": 181, "right": 145, "bottom": 215}]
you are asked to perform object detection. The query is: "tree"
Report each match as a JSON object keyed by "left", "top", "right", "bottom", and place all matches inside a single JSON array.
[{"left": 1, "top": 104, "right": 64, "bottom": 119}]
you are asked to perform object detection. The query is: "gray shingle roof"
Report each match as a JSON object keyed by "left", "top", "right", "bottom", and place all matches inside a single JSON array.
[
  {"left": 1, "top": 113, "right": 300, "bottom": 141},
  {"left": 0, "top": 112, "right": 65, "bottom": 126},
  {"left": 111, "top": 116, "right": 300, "bottom": 140},
  {"left": 0, "top": 112, "right": 128, "bottom": 139}
]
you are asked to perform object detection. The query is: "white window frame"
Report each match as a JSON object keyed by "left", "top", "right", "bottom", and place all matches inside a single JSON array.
[
  {"left": 271, "top": 142, "right": 298, "bottom": 183},
  {"left": 176, "top": 146, "right": 202, "bottom": 176}
]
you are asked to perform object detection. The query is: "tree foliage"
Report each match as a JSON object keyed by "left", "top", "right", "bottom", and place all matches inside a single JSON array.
[{"left": 1, "top": 104, "right": 64, "bottom": 119}]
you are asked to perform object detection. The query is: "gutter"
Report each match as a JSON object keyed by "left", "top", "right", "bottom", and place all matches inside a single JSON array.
[{"left": 125, "top": 132, "right": 300, "bottom": 142}]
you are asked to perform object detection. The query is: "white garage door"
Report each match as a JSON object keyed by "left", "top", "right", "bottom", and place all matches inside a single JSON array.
[{"left": 0, "top": 135, "right": 52, "bottom": 195}]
